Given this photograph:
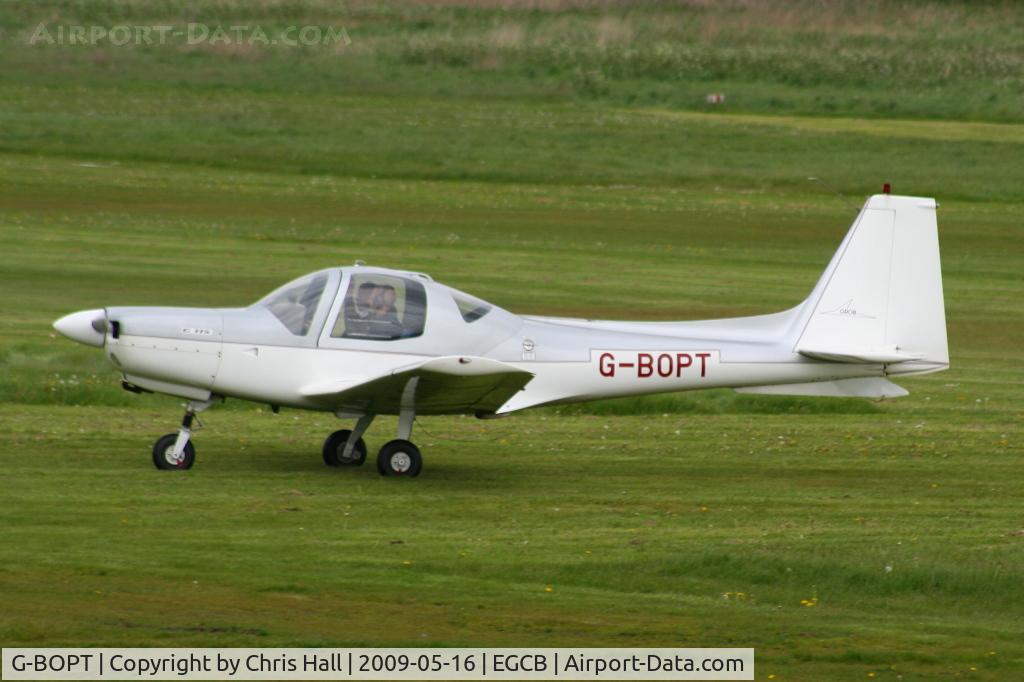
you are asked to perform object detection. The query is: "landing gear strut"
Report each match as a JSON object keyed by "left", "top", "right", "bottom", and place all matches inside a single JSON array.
[
  {"left": 326, "top": 378, "right": 425, "bottom": 477},
  {"left": 152, "top": 399, "right": 214, "bottom": 470},
  {"left": 377, "top": 380, "right": 422, "bottom": 477},
  {"left": 323, "top": 414, "right": 373, "bottom": 466}
]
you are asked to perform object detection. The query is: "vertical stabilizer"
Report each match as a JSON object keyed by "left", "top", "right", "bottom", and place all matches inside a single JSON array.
[{"left": 794, "top": 194, "right": 949, "bottom": 374}]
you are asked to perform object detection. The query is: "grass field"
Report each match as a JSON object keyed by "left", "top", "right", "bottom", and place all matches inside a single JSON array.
[{"left": 1, "top": 1, "right": 1023, "bottom": 680}]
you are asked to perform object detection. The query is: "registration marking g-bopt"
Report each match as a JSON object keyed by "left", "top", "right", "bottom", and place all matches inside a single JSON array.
[{"left": 596, "top": 350, "right": 717, "bottom": 380}]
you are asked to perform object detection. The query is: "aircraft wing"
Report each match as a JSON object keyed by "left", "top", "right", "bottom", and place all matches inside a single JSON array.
[{"left": 299, "top": 356, "right": 534, "bottom": 415}]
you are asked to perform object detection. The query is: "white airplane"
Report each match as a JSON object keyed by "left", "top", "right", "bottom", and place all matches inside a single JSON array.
[{"left": 54, "top": 192, "right": 948, "bottom": 477}]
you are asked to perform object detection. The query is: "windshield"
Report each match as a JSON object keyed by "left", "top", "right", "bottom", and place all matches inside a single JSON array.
[{"left": 260, "top": 273, "right": 328, "bottom": 336}]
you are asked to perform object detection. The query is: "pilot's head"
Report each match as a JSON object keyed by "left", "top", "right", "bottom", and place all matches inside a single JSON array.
[
  {"left": 375, "top": 285, "right": 397, "bottom": 313},
  {"left": 356, "top": 282, "right": 377, "bottom": 313}
]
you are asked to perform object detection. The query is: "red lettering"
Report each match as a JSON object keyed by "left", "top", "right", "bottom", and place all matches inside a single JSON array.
[
  {"left": 695, "top": 352, "right": 711, "bottom": 377},
  {"left": 676, "top": 353, "right": 692, "bottom": 377},
  {"left": 657, "top": 353, "right": 673, "bottom": 377},
  {"left": 603, "top": 351, "right": 711, "bottom": 379},
  {"left": 637, "top": 353, "right": 653, "bottom": 378}
]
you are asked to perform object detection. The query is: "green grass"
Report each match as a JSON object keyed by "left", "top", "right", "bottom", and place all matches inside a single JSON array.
[
  {"left": 2, "top": 0, "right": 1023, "bottom": 122},
  {"left": 2, "top": 1, "right": 1024, "bottom": 680}
]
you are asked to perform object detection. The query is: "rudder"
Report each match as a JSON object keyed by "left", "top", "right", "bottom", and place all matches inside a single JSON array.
[{"left": 794, "top": 194, "right": 949, "bottom": 374}]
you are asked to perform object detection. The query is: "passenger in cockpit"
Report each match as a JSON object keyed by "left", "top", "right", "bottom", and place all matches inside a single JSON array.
[
  {"left": 354, "top": 282, "right": 377, "bottom": 319},
  {"left": 343, "top": 282, "right": 379, "bottom": 336},
  {"left": 369, "top": 285, "right": 403, "bottom": 336}
]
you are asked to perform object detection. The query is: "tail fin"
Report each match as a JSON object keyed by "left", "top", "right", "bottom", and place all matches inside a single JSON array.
[{"left": 794, "top": 194, "right": 949, "bottom": 375}]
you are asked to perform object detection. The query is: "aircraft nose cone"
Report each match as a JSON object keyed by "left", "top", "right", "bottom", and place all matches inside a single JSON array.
[{"left": 53, "top": 309, "right": 106, "bottom": 347}]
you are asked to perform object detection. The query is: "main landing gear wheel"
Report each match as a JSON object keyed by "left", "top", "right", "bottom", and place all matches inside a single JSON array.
[
  {"left": 153, "top": 433, "right": 195, "bottom": 470},
  {"left": 377, "top": 439, "right": 422, "bottom": 477},
  {"left": 322, "top": 429, "right": 368, "bottom": 467}
]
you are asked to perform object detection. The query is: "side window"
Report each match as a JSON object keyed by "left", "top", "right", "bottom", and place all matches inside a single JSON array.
[
  {"left": 332, "top": 274, "right": 427, "bottom": 341},
  {"left": 264, "top": 273, "right": 328, "bottom": 336},
  {"left": 452, "top": 292, "right": 492, "bottom": 323}
]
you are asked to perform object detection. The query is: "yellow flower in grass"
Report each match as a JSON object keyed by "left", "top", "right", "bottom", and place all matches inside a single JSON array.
[{"left": 544, "top": 585, "right": 554, "bottom": 593}]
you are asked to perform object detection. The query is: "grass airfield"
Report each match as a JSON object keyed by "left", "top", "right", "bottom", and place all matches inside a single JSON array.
[{"left": 2, "top": 2, "right": 1024, "bottom": 680}]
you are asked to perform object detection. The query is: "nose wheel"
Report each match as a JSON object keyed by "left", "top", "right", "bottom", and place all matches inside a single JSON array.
[
  {"left": 153, "top": 433, "right": 195, "bottom": 469},
  {"left": 152, "top": 399, "right": 213, "bottom": 470},
  {"left": 377, "top": 440, "right": 422, "bottom": 477}
]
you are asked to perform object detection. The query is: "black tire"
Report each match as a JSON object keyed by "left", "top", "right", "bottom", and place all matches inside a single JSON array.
[
  {"left": 152, "top": 433, "right": 195, "bottom": 470},
  {"left": 377, "top": 439, "right": 422, "bottom": 477},
  {"left": 322, "top": 429, "right": 367, "bottom": 467}
]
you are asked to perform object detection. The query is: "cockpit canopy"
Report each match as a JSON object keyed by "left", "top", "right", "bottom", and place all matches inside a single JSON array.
[{"left": 253, "top": 267, "right": 518, "bottom": 353}]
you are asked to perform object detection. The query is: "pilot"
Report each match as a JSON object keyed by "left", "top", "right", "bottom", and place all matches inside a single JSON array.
[
  {"left": 354, "top": 282, "right": 377, "bottom": 318},
  {"left": 343, "top": 282, "right": 380, "bottom": 336},
  {"left": 372, "top": 286, "right": 398, "bottom": 319},
  {"left": 368, "top": 284, "right": 403, "bottom": 336}
]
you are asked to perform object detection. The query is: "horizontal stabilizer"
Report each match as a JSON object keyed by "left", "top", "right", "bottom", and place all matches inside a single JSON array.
[
  {"left": 797, "top": 346, "right": 924, "bottom": 364},
  {"left": 736, "top": 377, "right": 908, "bottom": 398}
]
